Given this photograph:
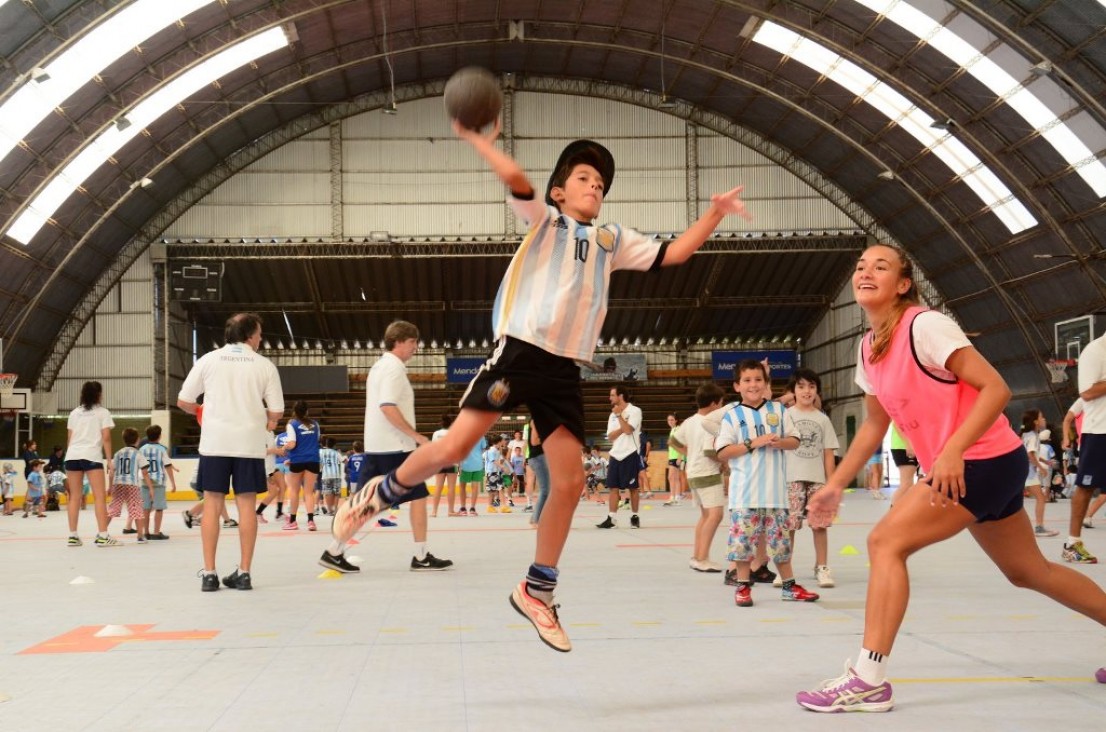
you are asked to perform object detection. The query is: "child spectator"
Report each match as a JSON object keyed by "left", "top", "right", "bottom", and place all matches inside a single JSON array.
[
  {"left": 715, "top": 359, "right": 819, "bottom": 606},
  {"left": 670, "top": 382, "right": 726, "bottom": 572},
  {"left": 431, "top": 415, "right": 461, "bottom": 517},
  {"left": 107, "top": 428, "right": 154, "bottom": 543},
  {"left": 783, "top": 368, "right": 841, "bottom": 587},
  {"left": 1021, "top": 409, "right": 1058, "bottom": 537},
  {"left": 1, "top": 462, "right": 16, "bottom": 515},
  {"left": 23, "top": 460, "right": 46, "bottom": 518},
  {"left": 255, "top": 430, "right": 287, "bottom": 524},
  {"left": 139, "top": 424, "right": 177, "bottom": 540},
  {"left": 319, "top": 437, "right": 343, "bottom": 517},
  {"left": 484, "top": 435, "right": 510, "bottom": 513},
  {"left": 511, "top": 446, "right": 527, "bottom": 508},
  {"left": 457, "top": 435, "right": 487, "bottom": 516},
  {"left": 46, "top": 465, "right": 67, "bottom": 511}
]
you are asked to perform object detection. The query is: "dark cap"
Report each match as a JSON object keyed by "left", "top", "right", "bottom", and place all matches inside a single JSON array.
[{"left": 544, "top": 140, "right": 615, "bottom": 206}]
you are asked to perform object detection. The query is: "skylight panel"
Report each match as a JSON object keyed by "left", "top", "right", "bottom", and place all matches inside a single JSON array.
[
  {"left": 5, "top": 26, "right": 289, "bottom": 245},
  {"left": 0, "top": 0, "right": 217, "bottom": 167}
]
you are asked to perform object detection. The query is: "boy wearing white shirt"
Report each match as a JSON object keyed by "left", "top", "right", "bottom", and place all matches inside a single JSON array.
[{"left": 670, "top": 382, "right": 727, "bottom": 572}]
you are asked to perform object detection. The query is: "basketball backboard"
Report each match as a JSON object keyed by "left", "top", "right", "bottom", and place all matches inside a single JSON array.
[{"left": 1055, "top": 315, "right": 1099, "bottom": 360}]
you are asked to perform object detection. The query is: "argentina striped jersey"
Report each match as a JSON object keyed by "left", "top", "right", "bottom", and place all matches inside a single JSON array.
[
  {"left": 716, "top": 400, "right": 792, "bottom": 509},
  {"left": 139, "top": 442, "right": 171, "bottom": 485},
  {"left": 112, "top": 446, "right": 149, "bottom": 487}
]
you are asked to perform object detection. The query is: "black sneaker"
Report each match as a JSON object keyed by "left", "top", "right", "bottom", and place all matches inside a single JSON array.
[
  {"left": 751, "top": 564, "right": 777, "bottom": 584},
  {"left": 724, "top": 568, "right": 739, "bottom": 586},
  {"left": 223, "top": 519, "right": 239, "bottom": 529},
  {"left": 410, "top": 553, "right": 454, "bottom": 571},
  {"left": 122, "top": 528, "right": 137, "bottom": 535},
  {"left": 318, "top": 550, "right": 361, "bottom": 574},
  {"left": 146, "top": 532, "right": 169, "bottom": 540},
  {"left": 221, "top": 569, "right": 252, "bottom": 590},
  {"left": 199, "top": 571, "right": 219, "bottom": 592},
  {"left": 596, "top": 516, "right": 615, "bottom": 529},
  {"left": 182, "top": 510, "right": 194, "bottom": 529},
  {"left": 630, "top": 514, "right": 640, "bottom": 529}
]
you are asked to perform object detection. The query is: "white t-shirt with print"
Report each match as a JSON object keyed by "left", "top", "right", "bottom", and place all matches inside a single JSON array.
[
  {"left": 784, "top": 407, "right": 839, "bottom": 484},
  {"left": 178, "top": 342, "right": 284, "bottom": 459},
  {"left": 66, "top": 405, "right": 115, "bottom": 463},
  {"left": 1077, "top": 336, "right": 1106, "bottom": 434}
]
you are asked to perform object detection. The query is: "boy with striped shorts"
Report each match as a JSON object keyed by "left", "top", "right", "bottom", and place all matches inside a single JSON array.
[{"left": 108, "top": 428, "right": 155, "bottom": 544}]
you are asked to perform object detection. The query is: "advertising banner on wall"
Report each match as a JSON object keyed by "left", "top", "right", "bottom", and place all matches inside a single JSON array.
[
  {"left": 578, "top": 353, "right": 648, "bottom": 382},
  {"left": 711, "top": 350, "right": 798, "bottom": 381},
  {"left": 446, "top": 357, "right": 487, "bottom": 384}
]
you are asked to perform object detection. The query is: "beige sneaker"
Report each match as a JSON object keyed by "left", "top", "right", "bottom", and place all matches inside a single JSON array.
[
  {"left": 509, "top": 581, "right": 571, "bottom": 652},
  {"left": 816, "top": 565, "right": 836, "bottom": 588}
]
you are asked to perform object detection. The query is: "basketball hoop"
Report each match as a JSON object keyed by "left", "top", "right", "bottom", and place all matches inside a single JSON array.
[
  {"left": 1046, "top": 359, "right": 1075, "bottom": 384},
  {"left": 0, "top": 373, "right": 16, "bottom": 398}
]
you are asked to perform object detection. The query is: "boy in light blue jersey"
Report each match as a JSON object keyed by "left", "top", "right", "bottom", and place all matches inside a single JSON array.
[
  {"left": 319, "top": 437, "right": 344, "bottom": 516},
  {"left": 108, "top": 428, "right": 154, "bottom": 543},
  {"left": 23, "top": 460, "right": 46, "bottom": 518},
  {"left": 457, "top": 436, "right": 486, "bottom": 516},
  {"left": 484, "top": 435, "right": 510, "bottom": 513},
  {"left": 139, "top": 424, "right": 177, "bottom": 540},
  {"left": 345, "top": 117, "right": 753, "bottom": 651},
  {"left": 715, "top": 360, "right": 818, "bottom": 607}
]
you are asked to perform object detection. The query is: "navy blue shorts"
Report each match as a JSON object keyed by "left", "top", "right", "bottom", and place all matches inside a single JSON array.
[
  {"left": 289, "top": 461, "right": 320, "bottom": 475},
  {"left": 64, "top": 459, "right": 103, "bottom": 472},
  {"left": 606, "top": 453, "right": 641, "bottom": 490},
  {"left": 197, "top": 456, "right": 266, "bottom": 495},
  {"left": 356, "top": 451, "right": 429, "bottom": 501},
  {"left": 959, "top": 446, "right": 1026, "bottom": 523},
  {"left": 1075, "top": 433, "right": 1106, "bottom": 491}
]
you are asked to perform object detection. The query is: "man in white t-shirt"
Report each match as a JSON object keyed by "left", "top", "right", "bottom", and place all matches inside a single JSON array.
[
  {"left": 178, "top": 313, "right": 284, "bottom": 592},
  {"left": 1066, "top": 336, "right": 1106, "bottom": 563},
  {"left": 320, "top": 320, "right": 453, "bottom": 573},
  {"left": 598, "top": 384, "right": 644, "bottom": 529}
]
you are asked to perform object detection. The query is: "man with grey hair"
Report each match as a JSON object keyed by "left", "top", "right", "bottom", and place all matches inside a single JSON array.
[
  {"left": 320, "top": 320, "right": 453, "bottom": 573},
  {"left": 178, "top": 313, "right": 284, "bottom": 592}
]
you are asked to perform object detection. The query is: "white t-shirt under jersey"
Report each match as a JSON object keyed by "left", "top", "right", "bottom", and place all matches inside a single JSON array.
[
  {"left": 178, "top": 342, "right": 284, "bottom": 459},
  {"left": 66, "top": 405, "right": 115, "bottom": 462},
  {"left": 855, "top": 310, "right": 971, "bottom": 394}
]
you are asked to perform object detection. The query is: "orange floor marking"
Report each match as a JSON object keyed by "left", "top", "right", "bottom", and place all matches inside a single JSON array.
[{"left": 19, "top": 624, "right": 219, "bottom": 655}]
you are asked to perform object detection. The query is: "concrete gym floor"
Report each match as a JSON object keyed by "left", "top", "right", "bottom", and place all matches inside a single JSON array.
[{"left": 0, "top": 491, "right": 1103, "bottom": 731}]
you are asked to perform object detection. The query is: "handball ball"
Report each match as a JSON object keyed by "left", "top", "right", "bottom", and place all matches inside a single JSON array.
[{"left": 444, "top": 67, "right": 502, "bottom": 130}]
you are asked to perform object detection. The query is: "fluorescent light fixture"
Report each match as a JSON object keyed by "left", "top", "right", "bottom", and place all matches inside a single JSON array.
[
  {"left": 856, "top": 0, "right": 1106, "bottom": 197},
  {"left": 751, "top": 20, "right": 1037, "bottom": 234},
  {"left": 6, "top": 26, "right": 289, "bottom": 244},
  {"left": 0, "top": 0, "right": 218, "bottom": 167}
]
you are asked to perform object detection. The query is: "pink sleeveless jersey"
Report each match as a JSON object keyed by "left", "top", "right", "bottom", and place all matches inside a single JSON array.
[{"left": 860, "top": 306, "right": 1021, "bottom": 471}]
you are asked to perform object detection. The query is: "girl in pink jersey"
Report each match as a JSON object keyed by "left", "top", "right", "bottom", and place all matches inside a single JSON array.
[{"left": 796, "top": 243, "right": 1106, "bottom": 712}]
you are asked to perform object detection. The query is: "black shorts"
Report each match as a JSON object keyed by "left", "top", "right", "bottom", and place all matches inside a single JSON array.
[
  {"left": 1075, "top": 433, "right": 1106, "bottom": 491},
  {"left": 668, "top": 459, "right": 680, "bottom": 468},
  {"left": 959, "top": 446, "right": 1026, "bottom": 523},
  {"left": 196, "top": 455, "right": 266, "bottom": 495},
  {"left": 459, "top": 337, "right": 585, "bottom": 446},
  {"left": 64, "top": 459, "right": 103, "bottom": 472},
  {"left": 438, "top": 466, "right": 457, "bottom": 475},
  {"left": 607, "top": 453, "right": 641, "bottom": 490},
  {"left": 890, "top": 448, "right": 919, "bottom": 468},
  {"left": 356, "top": 451, "right": 429, "bottom": 501},
  {"left": 289, "top": 461, "right": 320, "bottom": 475}
]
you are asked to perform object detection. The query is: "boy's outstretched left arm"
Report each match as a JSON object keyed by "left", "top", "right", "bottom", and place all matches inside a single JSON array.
[{"left": 662, "top": 186, "right": 753, "bottom": 267}]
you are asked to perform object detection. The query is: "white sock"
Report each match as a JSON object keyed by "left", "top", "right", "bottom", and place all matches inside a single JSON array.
[
  {"left": 608, "top": 512, "right": 617, "bottom": 520},
  {"left": 415, "top": 542, "right": 427, "bottom": 560},
  {"left": 855, "top": 648, "right": 888, "bottom": 685},
  {"left": 1067, "top": 536, "right": 1080, "bottom": 546},
  {"left": 326, "top": 540, "right": 345, "bottom": 556},
  {"left": 69, "top": 532, "right": 78, "bottom": 538}
]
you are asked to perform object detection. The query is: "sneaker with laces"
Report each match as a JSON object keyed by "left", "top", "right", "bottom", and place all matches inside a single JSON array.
[
  {"left": 816, "top": 566, "right": 836, "bottom": 588},
  {"left": 376, "top": 518, "right": 398, "bottom": 527},
  {"left": 524, "top": 505, "right": 533, "bottom": 512},
  {"left": 307, "top": 519, "right": 317, "bottom": 532},
  {"left": 596, "top": 516, "right": 615, "bottom": 529},
  {"left": 796, "top": 661, "right": 894, "bottom": 713},
  {"left": 221, "top": 569, "right": 252, "bottom": 590},
  {"left": 223, "top": 519, "right": 239, "bottom": 528},
  {"left": 773, "top": 575, "right": 784, "bottom": 588},
  {"left": 509, "top": 581, "right": 571, "bottom": 652},
  {"left": 199, "top": 571, "right": 219, "bottom": 592},
  {"left": 630, "top": 514, "right": 640, "bottom": 529},
  {"left": 93, "top": 535, "right": 122, "bottom": 548},
  {"left": 1034, "top": 525, "right": 1058, "bottom": 537},
  {"left": 1062, "top": 540, "right": 1098, "bottom": 563},
  {"left": 282, "top": 519, "right": 299, "bottom": 531},
  {"left": 137, "top": 535, "right": 147, "bottom": 544},
  {"left": 751, "top": 564, "right": 777, "bottom": 584},
  {"left": 782, "top": 582, "right": 820, "bottom": 602},
  {"left": 410, "top": 553, "right": 454, "bottom": 571},
  {"left": 1085, "top": 518, "right": 1095, "bottom": 529},
  {"left": 734, "top": 584, "right": 753, "bottom": 607},
  {"left": 182, "top": 510, "right": 194, "bottom": 529},
  {"left": 318, "top": 550, "right": 361, "bottom": 573},
  {"left": 67, "top": 536, "right": 82, "bottom": 547}
]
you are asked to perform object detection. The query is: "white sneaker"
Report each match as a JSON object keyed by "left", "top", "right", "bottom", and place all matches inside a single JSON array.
[
  {"left": 816, "top": 565, "right": 835, "bottom": 588},
  {"left": 1084, "top": 518, "right": 1094, "bottom": 529},
  {"left": 691, "top": 559, "right": 723, "bottom": 573},
  {"left": 772, "top": 575, "right": 783, "bottom": 588}
]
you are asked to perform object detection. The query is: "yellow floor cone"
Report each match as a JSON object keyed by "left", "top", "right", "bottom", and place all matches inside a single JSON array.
[
  {"left": 317, "top": 569, "right": 343, "bottom": 579},
  {"left": 839, "top": 544, "right": 860, "bottom": 556}
]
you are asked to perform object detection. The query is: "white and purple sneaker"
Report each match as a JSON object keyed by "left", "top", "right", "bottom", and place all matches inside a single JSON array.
[
  {"left": 796, "top": 661, "right": 894, "bottom": 713},
  {"left": 1096, "top": 667, "right": 1106, "bottom": 684}
]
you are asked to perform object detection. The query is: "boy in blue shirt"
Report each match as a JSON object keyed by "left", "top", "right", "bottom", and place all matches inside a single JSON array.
[
  {"left": 457, "top": 436, "right": 487, "bottom": 516},
  {"left": 23, "top": 460, "right": 46, "bottom": 518}
]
